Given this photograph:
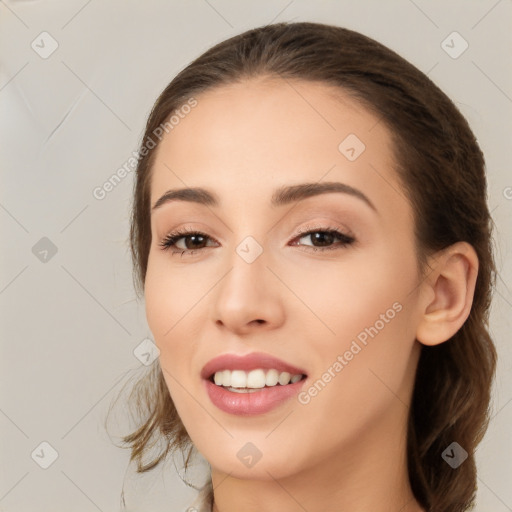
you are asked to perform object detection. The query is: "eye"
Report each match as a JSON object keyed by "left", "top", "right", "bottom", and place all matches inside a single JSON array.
[
  {"left": 159, "top": 227, "right": 218, "bottom": 256},
  {"left": 291, "top": 224, "right": 355, "bottom": 252},
  {"left": 159, "top": 224, "right": 356, "bottom": 257}
]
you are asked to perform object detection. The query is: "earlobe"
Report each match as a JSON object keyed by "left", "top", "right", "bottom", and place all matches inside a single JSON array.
[{"left": 416, "top": 242, "right": 479, "bottom": 347}]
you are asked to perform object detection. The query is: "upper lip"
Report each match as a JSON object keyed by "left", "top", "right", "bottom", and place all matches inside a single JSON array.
[{"left": 201, "top": 352, "right": 307, "bottom": 380}]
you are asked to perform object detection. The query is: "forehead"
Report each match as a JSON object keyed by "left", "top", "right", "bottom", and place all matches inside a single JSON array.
[{"left": 149, "top": 78, "right": 405, "bottom": 215}]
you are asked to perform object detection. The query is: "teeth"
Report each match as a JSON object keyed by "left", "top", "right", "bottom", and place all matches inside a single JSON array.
[
  {"left": 212, "top": 369, "right": 304, "bottom": 389},
  {"left": 265, "top": 369, "right": 279, "bottom": 387},
  {"left": 231, "top": 370, "right": 247, "bottom": 388},
  {"left": 246, "top": 369, "right": 266, "bottom": 388},
  {"left": 278, "top": 372, "right": 291, "bottom": 385}
]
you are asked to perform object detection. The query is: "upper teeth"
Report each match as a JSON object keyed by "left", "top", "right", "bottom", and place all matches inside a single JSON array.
[{"left": 213, "top": 369, "right": 303, "bottom": 388}]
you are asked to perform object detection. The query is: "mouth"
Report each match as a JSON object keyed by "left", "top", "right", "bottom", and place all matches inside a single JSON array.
[{"left": 201, "top": 352, "right": 308, "bottom": 415}]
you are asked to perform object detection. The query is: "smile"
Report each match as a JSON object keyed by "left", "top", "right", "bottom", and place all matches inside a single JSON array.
[{"left": 202, "top": 352, "right": 308, "bottom": 415}]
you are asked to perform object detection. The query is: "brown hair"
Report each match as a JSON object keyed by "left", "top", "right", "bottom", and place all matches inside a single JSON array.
[{"left": 124, "top": 21, "right": 497, "bottom": 512}]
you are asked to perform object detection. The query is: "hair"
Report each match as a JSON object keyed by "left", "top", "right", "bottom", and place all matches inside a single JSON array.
[{"left": 123, "top": 21, "right": 497, "bottom": 512}]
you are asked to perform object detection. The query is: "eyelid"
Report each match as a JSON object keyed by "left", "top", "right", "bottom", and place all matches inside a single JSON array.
[
  {"left": 292, "top": 221, "right": 355, "bottom": 240},
  {"left": 159, "top": 226, "right": 219, "bottom": 249}
]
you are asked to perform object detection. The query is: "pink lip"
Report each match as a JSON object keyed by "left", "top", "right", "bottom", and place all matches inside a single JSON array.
[
  {"left": 201, "top": 352, "right": 308, "bottom": 416},
  {"left": 200, "top": 352, "right": 307, "bottom": 380},
  {"left": 204, "top": 379, "right": 306, "bottom": 416}
]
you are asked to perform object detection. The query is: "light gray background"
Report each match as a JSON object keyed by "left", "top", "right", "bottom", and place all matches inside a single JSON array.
[{"left": 1, "top": 1, "right": 511, "bottom": 511}]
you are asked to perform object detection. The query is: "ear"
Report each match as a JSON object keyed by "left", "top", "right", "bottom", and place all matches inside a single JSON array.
[{"left": 416, "top": 242, "right": 479, "bottom": 346}]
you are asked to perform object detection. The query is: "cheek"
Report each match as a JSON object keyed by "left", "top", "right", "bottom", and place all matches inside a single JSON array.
[
  {"left": 144, "top": 254, "right": 197, "bottom": 372},
  {"left": 298, "top": 254, "right": 419, "bottom": 425},
  {"left": 286, "top": 244, "right": 417, "bottom": 348},
  {"left": 144, "top": 252, "right": 198, "bottom": 339},
  {"left": 292, "top": 245, "right": 419, "bottom": 409},
  {"left": 144, "top": 262, "right": 198, "bottom": 412},
  {"left": 144, "top": 262, "right": 172, "bottom": 341}
]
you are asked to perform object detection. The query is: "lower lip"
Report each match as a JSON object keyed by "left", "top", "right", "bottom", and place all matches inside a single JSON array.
[{"left": 204, "top": 378, "right": 306, "bottom": 416}]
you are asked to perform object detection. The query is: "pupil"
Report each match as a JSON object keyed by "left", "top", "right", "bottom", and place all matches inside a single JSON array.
[
  {"left": 188, "top": 235, "right": 205, "bottom": 249},
  {"left": 313, "top": 232, "right": 334, "bottom": 246}
]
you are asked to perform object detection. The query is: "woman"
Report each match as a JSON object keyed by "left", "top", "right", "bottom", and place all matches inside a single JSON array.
[{"left": 122, "top": 22, "right": 496, "bottom": 512}]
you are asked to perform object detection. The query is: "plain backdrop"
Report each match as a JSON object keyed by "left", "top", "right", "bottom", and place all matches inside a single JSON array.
[{"left": 1, "top": 1, "right": 511, "bottom": 511}]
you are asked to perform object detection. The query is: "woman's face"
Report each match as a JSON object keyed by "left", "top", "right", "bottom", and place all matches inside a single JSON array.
[{"left": 145, "top": 78, "right": 425, "bottom": 480}]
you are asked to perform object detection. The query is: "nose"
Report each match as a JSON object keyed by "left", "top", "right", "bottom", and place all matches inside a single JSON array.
[{"left": 212, "top": 252, "right": 285, "bottom": 336}]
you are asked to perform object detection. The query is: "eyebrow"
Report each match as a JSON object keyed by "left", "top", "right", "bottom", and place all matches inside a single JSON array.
[{"left": 151, "top": 181, "right": 377, "bottom": 213}]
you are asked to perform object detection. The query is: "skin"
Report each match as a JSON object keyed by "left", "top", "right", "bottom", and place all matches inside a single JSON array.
[{"left": 144, "top": 77, "right": 478, "bottom": 512}]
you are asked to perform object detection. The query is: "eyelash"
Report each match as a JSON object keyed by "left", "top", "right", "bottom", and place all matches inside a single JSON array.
[{"left": 159, "top": 224, "right": 355, "bottom": 257}]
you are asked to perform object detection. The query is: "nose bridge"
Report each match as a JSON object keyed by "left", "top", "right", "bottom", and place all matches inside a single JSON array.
[{"left": 213, "top": 236, "right": 285, "bottom": 332}]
